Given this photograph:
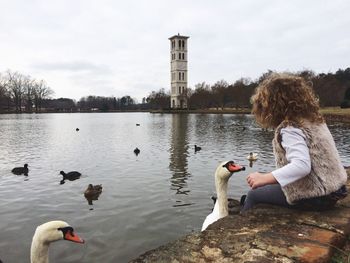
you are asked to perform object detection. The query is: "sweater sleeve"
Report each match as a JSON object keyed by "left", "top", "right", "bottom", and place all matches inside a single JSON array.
[{"left": 271, "top": 126, "right": 311, "bottom": 187}]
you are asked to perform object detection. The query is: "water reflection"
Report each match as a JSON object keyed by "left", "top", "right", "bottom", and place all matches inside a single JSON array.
[{"left": 169, "top": 114, "right": 190, "bottom": 197}]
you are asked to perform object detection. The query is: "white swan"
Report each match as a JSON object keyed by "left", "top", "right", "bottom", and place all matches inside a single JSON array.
[
  {"left": 31, "top": 220, "right": 84, "bottom": 263},
  {"left": 201, "top": 161, "right": 245, "bottom": 231},
  {"left": 246, "top": 152, "right": 258, "bottom": 161}
]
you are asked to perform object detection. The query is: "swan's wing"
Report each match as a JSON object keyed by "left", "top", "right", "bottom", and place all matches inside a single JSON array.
[
  {"left": 201, "top": 202, "right": 220, "bottom": 231},
  {"left": 201, "top": 212, "right": 216, "bottom": 231}
]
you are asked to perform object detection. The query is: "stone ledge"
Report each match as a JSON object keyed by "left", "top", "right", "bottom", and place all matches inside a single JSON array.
[{"left": 131, "top": 169, "right": 350, "bottom": 263}]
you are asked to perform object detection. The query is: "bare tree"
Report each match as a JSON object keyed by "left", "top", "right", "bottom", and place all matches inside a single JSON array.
[
  {"left": 0, "top": 73, "right": 9, "bottom": 111},
  {"left": 189, "top": 82, "right": 211, "bottom": 109},
  {"left": 211, "top": 80, "right": 228, "bottom": 110},
  {"left": 33, "top": 80, "right": 54, "bottom": 112},
  {"left": 23, "top": 76, "right": 35, "bottom": 112},
  {"left": 186, "top": 87, "right": 194, "bottom": 109},
  {"left": 146, "top": 89, "right": 170, "bottom": 110},
  {"left": 7, "top": 70, "right": 25, "bottom": 112}
]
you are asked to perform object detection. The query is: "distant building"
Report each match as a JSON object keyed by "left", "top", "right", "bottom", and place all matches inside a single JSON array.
[{"left": 169, "top": 34, "right": 189, "bottom": 109}]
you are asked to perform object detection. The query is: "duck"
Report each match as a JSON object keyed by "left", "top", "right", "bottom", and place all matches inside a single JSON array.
[
  {"left": 136, "top": 123, "right": 140, "bottom": 126},
  {"left": 59, "top": 171, "right": 81, "bottom": 185},
  {"left": 31, "top": 220, "right": 84, "bottom": 263},
  {"left": 84, "top": 184, "right": 103, "bottom": 198},
  {"left": 201, "top": 161, "right": 245, "bottom": 231},
  {"left": 246, "top": 152, "right": 258, "bottom": 161},
  {"left": 194, "top": 145, "right": 202, "bottom": 152},
  {"left": 134, "top": 147, "right": 140, "bottom": 155},
  {"left": 76, "top": 128, "right": 79, "bottom": 131},
  {"left": 11, "top": 164, "right": 29, "bottom": 175},
  {"left": 84, "top": 184, "right": 103, "bottom": 206}
]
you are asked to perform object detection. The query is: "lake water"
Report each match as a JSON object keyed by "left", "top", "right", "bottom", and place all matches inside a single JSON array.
[{"left": 0, "top": 113, "right": 349, "bottom": 263}]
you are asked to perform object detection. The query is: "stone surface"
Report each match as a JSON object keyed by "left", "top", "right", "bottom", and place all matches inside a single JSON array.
[{"left": 131, "top": 168, "right": 350, "bottom": 263}]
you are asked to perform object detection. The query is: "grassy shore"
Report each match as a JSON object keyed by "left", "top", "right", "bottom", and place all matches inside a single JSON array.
[
  {"left": 320, "top": 107, "right": 350, "bottom": 115},
  {"left": 320, "top": 107, "right": 350, "bottom": 123},
  {"left": 150, "top": 108, "right": 251, "bottom": 114},
  {"left": 150, "top": 107, "right": 350, "bottom": 123},
  {"left": 152, "top": 107, "right": 350, "bottom": 115}
]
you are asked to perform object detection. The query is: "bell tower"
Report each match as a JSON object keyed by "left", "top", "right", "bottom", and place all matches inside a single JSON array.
[{"left": 169, "top": 34, "right": 189, "bottom": 109}]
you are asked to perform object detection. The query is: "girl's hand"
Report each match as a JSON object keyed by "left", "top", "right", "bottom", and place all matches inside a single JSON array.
[{"left": 246, "top": 172, "right": 277, "bottom": 189}]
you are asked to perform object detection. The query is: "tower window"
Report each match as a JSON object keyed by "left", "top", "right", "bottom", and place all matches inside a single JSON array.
[{"left": 182, "top": 53, "right": 185, "bottom": 60}]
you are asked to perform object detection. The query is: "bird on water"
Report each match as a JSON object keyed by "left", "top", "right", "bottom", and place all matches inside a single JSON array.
[
  {"left": 59, "top": 171, "right": 82, "bottom": 184},
  {"left": 12, "top": 164, "right": 29, "bottom": 175},
  {"left": 134, "top": 147, "right": 140, "bottom": 156}
]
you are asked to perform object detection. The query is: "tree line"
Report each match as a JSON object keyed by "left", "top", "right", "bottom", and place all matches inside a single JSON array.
[
  {"left": 0, "top": 70, "right": 140, "bottom": 112},
  {"left": 1, "top": 68, "right": 350, "bottom": 113},
  {"left": 147, "top": 68, "right": 350, "bottom": 110}
]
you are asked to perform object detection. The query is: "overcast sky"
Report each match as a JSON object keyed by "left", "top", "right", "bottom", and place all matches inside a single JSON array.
[{"left": 1, "top": 0, "right": 349, "bottom": 102}]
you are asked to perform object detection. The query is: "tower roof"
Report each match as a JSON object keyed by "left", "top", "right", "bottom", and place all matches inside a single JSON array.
[{"left": 169, "top": 34, "right": 189, "bottom": 40}]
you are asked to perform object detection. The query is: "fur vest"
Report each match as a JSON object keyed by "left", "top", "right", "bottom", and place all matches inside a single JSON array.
[{"left": 272, "top": 120, "right": 347, "bottom": 204}]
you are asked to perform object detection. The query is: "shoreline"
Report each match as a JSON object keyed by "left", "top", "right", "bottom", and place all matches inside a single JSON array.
[{"left": 1, "top": 107, "right": 350, "bottom": 123}]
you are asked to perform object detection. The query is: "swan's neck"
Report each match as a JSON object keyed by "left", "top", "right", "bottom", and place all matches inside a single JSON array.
[
  {"left": 215, "top": 176, "right": 229, "bottom": 218},
  {"left": 31, "top": 236, "right": 50, "bottom": 263}
]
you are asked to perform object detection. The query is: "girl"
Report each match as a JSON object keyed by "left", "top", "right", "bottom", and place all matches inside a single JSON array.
[{"left": 242, "top": 73, "right": 347, "bottom": 211}]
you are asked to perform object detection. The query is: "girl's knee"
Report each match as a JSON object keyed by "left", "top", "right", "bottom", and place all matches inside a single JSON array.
[{"left": 246, "top": 189, "right": 258, "bottom": 201}]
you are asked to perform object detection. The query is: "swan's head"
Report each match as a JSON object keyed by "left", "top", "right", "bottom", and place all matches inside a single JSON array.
[
  {"left": 59, "top": 171, "right": 66, "bottom": 176},
  {"left": 33, "top": 221, "right": 84, "bottom": 244},
  {"left": 24, "top": 164, "right": 28, "bottom": 168},
  {"left": 215, "top": 161, "right": 245, "bottom": 181}
]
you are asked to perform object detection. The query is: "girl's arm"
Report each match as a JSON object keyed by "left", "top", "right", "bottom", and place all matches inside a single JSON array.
[
  {"left": 247, "top": 172, "right": 277, "bottom": 189},
  {"left": 247, "top": 126, "right": 311, "bottom": 189}
]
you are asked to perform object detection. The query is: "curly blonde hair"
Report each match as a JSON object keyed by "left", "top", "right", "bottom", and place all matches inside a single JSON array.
[{"left": 251, "top": 73, "right": 324, "bottom": 128}]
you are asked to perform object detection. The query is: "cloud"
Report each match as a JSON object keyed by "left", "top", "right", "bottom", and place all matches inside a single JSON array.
[
  {"left": 0, "top": 0, "right": 349, "bottom": 102},
  {"left": 32, "top": 61, "right": 113, "bottom": 75}
]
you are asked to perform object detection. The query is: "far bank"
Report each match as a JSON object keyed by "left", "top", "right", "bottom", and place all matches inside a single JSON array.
[{"left": 1, "top": 107, "right": 350, "bottom": 123}]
